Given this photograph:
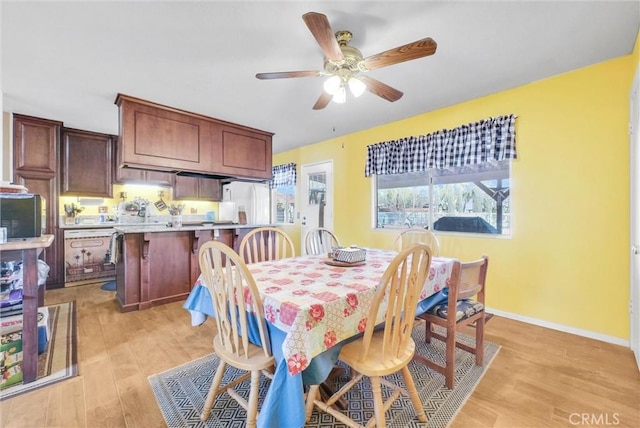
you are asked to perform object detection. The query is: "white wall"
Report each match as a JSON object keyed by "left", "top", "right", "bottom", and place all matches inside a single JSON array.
[
  {"left": 1, "top": 113, "right": 11, "bottom": 182},
  {"left": 0, "top": 1, "right": 4, "bottom": 182}
]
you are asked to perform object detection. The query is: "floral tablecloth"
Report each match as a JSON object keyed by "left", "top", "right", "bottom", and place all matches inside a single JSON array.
[{"left": 193, "top": 249, "right": 455, "bottom": 376}]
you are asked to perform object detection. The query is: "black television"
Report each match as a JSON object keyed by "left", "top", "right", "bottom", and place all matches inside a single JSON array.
[{"left": 0, "top": 194, "right": 44, "bottom": 239}]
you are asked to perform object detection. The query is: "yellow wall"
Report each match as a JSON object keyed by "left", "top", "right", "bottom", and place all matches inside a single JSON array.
[{"left": 274, "top": 53, "right": 635, "bottom": 340}]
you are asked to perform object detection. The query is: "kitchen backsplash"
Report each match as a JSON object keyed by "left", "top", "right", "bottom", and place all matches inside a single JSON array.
[{"left": 59, "top": 183, "right": 218, "bottom": 219}]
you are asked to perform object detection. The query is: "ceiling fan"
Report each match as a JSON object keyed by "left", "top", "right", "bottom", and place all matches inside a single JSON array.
[{"left": 255, "top": 12, "right": 437, "bottom": 110}]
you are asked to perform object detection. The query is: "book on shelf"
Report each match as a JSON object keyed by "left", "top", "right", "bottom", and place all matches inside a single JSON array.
[
  {"left": 0, "top": 313, "right": 23, "bottom": 334},
  {"left": 0, "top": 262, "right": 22, "bottom": 285},
  {"left": 0, "top": 307, "right": 23, "bottom": 318},
  {"left": 1, "top": 349, "right": 22, "bottom": 367},
  {"left": 0, "top": 307, "right": 47, "bottom": 333},
  {"left": 0, "top": 330, "right": 22, "bottom": 353},
  {"left": 0, "top": 301, "right": 23, "bottom": 314},
  {"left": 0, "top": 363, "right": 23, "bottom": 389},
  {"left": 0, "top": 307, "right": 50, "bottom": 354},
  {"left": 0, "top": 288, "right": 23, "bottom": 308},
  {"left": 0, "top": 330, "right": 23, "bottom": 390}
]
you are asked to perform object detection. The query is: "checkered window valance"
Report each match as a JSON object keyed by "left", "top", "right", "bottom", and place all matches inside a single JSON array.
[
  {"left": 365, "top": 114, "right": 517, "bottom": 176},
  {"left": 270, "top": 162, "right": 297, "bottom": 189}
]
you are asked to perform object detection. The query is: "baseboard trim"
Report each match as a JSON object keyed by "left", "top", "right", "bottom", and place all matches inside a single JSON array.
[{"left": 486, "top": 307, "right": 629, "bottom": 347}]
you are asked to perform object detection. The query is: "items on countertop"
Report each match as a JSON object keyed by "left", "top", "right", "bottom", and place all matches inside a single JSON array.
[
  {"left": 64, "top": 203, "right": 84, "bottom": 225},
  {"left": 0, "top": 182, "right": 28, "bottom": 194},
  {"left": 168, "top": 204, "right": 185, "bottom": 216},
  {"left": 167, "top": 204, "right": 185, "bottom": 228}
]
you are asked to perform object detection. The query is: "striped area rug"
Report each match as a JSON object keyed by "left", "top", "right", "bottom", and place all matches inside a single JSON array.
[
  {"left": 0, "top": 300, "right": 78, "bottom": 401},
  {"left": 149, "top": 324, "right": 500, "bottom": 428}
]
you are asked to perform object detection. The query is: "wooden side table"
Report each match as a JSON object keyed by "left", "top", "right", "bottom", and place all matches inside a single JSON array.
[{"left": 1, "top": 234, "right": 54, "bottom": 383}]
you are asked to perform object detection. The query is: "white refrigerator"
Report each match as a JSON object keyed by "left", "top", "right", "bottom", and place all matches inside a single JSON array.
[{"left": 220, "top": 182, "right": 271, "bottom": 224}]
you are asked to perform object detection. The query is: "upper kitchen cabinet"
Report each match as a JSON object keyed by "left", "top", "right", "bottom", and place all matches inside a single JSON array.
[
  {"left": 112, "top": 132, "right": 173, "bottom": 186},
  {"left": 115, "top": 94, "right": 214, "bottom": 173},
  {"left": 114, "top": 167, "right": 174, "bottom": 187},
  {"left": 173, "top": 175, "right": 221, "bottom": 201},
  {"left": 214, "top": 125, "right": 273, "bottom": 180},
  {"left": 114, "top": 94, "right": 273, "bottom": 180},
  {"left": 12, "top": 114, "right": 63, "bottom": 288},
  {"left": 13, "top": 114, "right": 61, "bottom": 175},
  {"left": 61, "top": 128, "right": 114, "bottom": 197}
]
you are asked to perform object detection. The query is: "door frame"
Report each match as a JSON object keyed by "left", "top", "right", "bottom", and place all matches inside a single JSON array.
[
  {"left": 300, "top": 160, "right": 334, "bottom": 253},
  {"left": 630, "top": 66, "right": 639, "bottom": 370}
]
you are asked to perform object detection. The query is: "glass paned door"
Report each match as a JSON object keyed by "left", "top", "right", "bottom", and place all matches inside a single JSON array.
[{"left": 301, "top": 161, "right": 333, "bottom": 253}]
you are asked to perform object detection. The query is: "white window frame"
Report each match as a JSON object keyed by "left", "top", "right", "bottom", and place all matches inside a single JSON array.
[
  {"left": 371, "top": 160, "right": 512, "bottom": 237},
  {"left": 271, "top": 185, "right": 296, "bottom": 225}
]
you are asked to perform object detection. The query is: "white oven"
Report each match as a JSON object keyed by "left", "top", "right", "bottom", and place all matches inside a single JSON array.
[{"left": 63, "top": 228, "right": 116, "bottom": 287}]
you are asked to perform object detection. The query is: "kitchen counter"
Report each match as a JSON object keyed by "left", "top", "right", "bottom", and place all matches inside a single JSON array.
[
  {"left": 113, "top": 224, "right": 277, "bottom": 312},
  {"left": 59, "top": 221, "right": 275, "bottom": 233},
  {"left": 59, "top": 222, "right": 119, "bottom": 229},
  {"left": 113, "top": 223, "right": 274, "bottom": 234}
]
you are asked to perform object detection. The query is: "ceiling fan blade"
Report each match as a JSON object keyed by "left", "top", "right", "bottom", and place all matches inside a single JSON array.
[
  {"left": 302, "top": 12, "right": 343, "bottom": 61},
  {"left": 312, "top": 92, "right": 332, "bottom": 110},
  {"left": 359, "top": 75, "right": 403, "bottom": 102},
  {"left": 256, "top": 71, "right": 321, "bottom": 80},
  {"left": 362, "top": 37, "right": 437, "bottom": 70}
]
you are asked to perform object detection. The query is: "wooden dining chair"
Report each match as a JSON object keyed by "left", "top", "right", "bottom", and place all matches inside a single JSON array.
[
  {"left": 198, "top": 241, "right": 275, "bottom": 428},
  {"left": 238, "top": 226, "right": 295, "bottom": 264},
  {"left": 304, "top": 227, "right": 341, "bottom": 255},
  {"left": 414, "top": 256, "right": 489, "bottom": 389},
  {"left": 393, "top": 228, "right": 440, "bottom": 256},
  {"left": 305, "top": 243, "right": 433, "bottom": 428}
]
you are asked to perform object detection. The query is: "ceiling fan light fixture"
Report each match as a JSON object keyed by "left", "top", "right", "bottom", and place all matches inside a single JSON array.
[
  {"left": 332, "top": 86, "right": 347, "bottom": 104},
  {"left": 323, "top": 75, "right": 342, "bottom": 95},
  {"left": 348, "top": 77, "right": 366, "bottom": 97},
  {"left": 256, "top": 12, "right": 436, "bottom": 109}
]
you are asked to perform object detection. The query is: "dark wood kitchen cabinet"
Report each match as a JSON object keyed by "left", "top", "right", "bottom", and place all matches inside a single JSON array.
[
  {"left": 215, "top": 125, "right": 273, "bottom": 180},
  {"left": 114, "top": 166, "right": 174, "bottom": 187},
  {"left": 115, "top": 94, "right": 214, "bottom": 173},
  {"left": 112, "top": 133, "right": 173, "bottom": 186},
  {"left": 116, "top": 231, "right": 194, "bottom": 311},
  {"left": 61, "top": 128, "right": 114, "bottom": 197},
  {"left": 116, "top": 228, "right": 232, "bottom": 312},
  {"left": 173, "top": 175, "right": 221, "bottom": 201},
  {"left": 190, "top": 229, "right": 233, "bottom": 283},
  {"left": 13, "top": 114, "right": 60, "bottom": 175},
  {"left": 115, "top": 94, "right": 273, "bottom": 180},
  {"left": 12, "top": 114, "right": 64, "bottom": 288}
]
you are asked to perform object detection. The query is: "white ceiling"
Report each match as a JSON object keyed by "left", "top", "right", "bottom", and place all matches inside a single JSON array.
[{"left": 2, "top": 1, "right": 639, "bottom": 154}]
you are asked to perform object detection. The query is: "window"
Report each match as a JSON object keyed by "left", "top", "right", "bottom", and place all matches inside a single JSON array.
[
  {"left": 270, "top": 162, "right": 297, "bottom": 225},
  {"left": 273, "top": 185, "right": 296, "bottom": 224},
  {"left": 307, "top": 172, "right": 326, "bottom": 206},
  {"left": 376, "top": 160, "right": 511, "bottom": 235},
  {"left": 365, "top": 115, "right": 517, "bottom": 235}
]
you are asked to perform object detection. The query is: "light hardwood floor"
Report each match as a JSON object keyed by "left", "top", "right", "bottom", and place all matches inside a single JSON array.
[{"left": 1, "top": 283, "right": 639, "bottom": 427}]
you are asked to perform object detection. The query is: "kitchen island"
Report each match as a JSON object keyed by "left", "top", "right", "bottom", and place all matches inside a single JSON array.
[{"left": 113, "top": 223, "right": 271, "bottom": 312}]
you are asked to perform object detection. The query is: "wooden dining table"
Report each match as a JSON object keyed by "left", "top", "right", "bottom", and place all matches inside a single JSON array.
[{"left": 184, "top": 248, "right": 457, "bottom": 428}]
